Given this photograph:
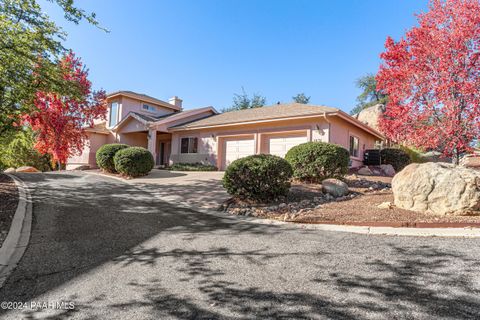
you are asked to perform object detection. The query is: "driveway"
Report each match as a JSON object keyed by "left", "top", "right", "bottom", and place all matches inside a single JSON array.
[{"left": 0, "top": 171, "right": 480, "bottom": 319}]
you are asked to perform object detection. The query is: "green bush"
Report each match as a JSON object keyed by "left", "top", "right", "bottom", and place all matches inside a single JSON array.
[
  {"left": 223, "top": 154, "right": 292, "bottom": 202},
  {"left": 285, "top": 142, "right": 349, "bottom": 183},
  {"left": 96, "top": 143, "right": 129, "bottom": 173},
  {"left": 380, "top": 148, "right": 411, "bottom": 172},
  {"left": 0, "top": 128, "right": 52, "bottom": 172},
  {"left": 113, "top": 147, "right": 154, "bottom": 177},
  {"left": 169, "top": 162, "right": 217, "bottom": 171}
]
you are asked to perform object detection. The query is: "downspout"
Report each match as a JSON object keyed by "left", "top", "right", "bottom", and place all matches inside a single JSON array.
[{"left": 322, "top": 112, "right": 331, "bottom": 142}]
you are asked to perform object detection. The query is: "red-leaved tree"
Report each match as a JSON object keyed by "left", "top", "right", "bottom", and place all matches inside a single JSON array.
[
  {"left": 377, "top": 0, "right": 480, "bottom": 163},
  {"left": 24, "top": 52, "right": 107, "bottom": 167}
]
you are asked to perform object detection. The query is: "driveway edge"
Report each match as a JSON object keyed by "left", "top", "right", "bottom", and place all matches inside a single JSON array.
[
  {"left": 0, "top": 174, "right": 33, "bottom": 288},
  {"left": 83, "top": 170, "right": 480, "bottom": 238}
]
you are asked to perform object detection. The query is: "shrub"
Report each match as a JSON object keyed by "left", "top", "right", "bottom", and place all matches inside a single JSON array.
[
  {"left": 96, "top": 143, "right": 129, "bottom": 173},
  {"left": 380, "top": 148, "right": 411, "bottom": 172},
  {"left": 222, "top": 154, "right": 292, "bottom": 202},
  {"left": 285, "top": 142, "right": 349, "bottom": 183},
  {"left": 113, "top": 147, "right": 154, "bottom": 177},
  {"left": 169, "top": 162, "right": 217, "bottom": 171}
]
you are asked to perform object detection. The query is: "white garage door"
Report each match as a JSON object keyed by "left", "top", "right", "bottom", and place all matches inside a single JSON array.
[
  {"left": 268, "top": 135, "right": 308, "bottom": 158},
  {"left": 224, "top": 138, "right": 255, "bottom": 168}
]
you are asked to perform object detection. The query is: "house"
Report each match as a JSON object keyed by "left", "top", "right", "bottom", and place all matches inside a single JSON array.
[{"left": 67, "top": 91, "right": 384, "bottom": 170}]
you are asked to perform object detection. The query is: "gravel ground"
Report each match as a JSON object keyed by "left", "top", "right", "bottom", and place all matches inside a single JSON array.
[{"left": 0, "top": 174, "right": 18, "bottom": 246}]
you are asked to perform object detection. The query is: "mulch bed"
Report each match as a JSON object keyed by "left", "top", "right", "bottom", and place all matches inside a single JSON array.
[
  {"left": 224, "top": 175, "right": 480, "bottom": 228},
  {"left": 0, "top": 174, "right": 19, "bottom": 246}
]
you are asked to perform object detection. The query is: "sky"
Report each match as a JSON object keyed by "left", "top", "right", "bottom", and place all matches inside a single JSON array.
[{"left": 40, "top": 0, "right": 428, "bottom": 113}]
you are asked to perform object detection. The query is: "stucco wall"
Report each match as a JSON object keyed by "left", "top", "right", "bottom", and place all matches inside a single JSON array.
[
  {"left": 117, "top": 132, "right": 148, "bottom": 148},
  {"left": 66, "top": 132, "right": 110, "bottom": 169},
  {"left": 170, "top": 116, "right": 379, "bottom": 168},
  {"left": 120, "top": 97, "right": 175, "bottom": 119}
]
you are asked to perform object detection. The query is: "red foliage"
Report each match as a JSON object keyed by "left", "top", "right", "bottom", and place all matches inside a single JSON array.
[
  {"left": 24, "top": 52, "right": 107, "bottom": 165},
  {"left": 377, "top": 0, "right": 480, "bottom": 159}
]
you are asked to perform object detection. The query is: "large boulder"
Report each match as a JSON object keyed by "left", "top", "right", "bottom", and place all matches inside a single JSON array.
[
  {"left": 322, "top": 178, "right": 349, "bottom": 197},
  {"left": 460, "top": 155, "right": 480, "bottom": 169},
  {"left": 354, "top": 104, "right": 385, "bottom": 132},
  {"left": 16, "top": 166, "right": 40, "bottom": 173},
  {"left": 392, "top": 162, "right": 480, "bottom": 215}
]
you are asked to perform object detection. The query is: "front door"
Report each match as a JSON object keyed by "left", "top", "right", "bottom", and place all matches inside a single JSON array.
[{"left": 158, "top": 142, "right": 165, "bottom": 165}]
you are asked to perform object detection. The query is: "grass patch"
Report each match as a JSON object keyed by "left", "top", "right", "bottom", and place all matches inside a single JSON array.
[{"left": 169, "top": 162, "right": 217, "bottom": 171}]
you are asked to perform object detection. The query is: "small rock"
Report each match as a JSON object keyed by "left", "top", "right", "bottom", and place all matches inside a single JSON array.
[
  {"left": 3, "top": 167, "right": 15, "bottom": 173},
  {"left": 377, "top": 201, "right": 394, "bottom": 209},
  {"left": 267, "top": 205, "right": 278, "bottom": 212},
  {"left": 380, "top": 164, "right": 396, "bottom": 177},
  {"left": 357, "top": 166, "right": 373, "bottom": 176},
  {"left": 322, "top": 178, "right": 349, "bottom": 197},
  {"left": 16, "top": 166, "right": 40, "bottom": 173},
  {"left": 279, "top": 203, "right": 287, "bottom": 209}
]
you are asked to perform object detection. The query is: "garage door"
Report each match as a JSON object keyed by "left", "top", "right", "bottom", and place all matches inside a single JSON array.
[
  {"left": 224, "top": 138, "right": 255, "bottom": 168},
  {"left": 268, "top": 134, "right": 308, "bottom": 158}
]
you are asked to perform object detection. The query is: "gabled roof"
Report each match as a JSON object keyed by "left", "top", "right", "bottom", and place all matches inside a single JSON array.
[
  {"left": 171, "top": 103, "right": 339, "bottom": 129},
  {"left": 107, "top": 90, "right": 182, "bottom": 111}
]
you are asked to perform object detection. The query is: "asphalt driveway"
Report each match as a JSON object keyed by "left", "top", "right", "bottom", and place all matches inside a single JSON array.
[{"left": 1, "top": 171, "right": 480, "bottom": 319}]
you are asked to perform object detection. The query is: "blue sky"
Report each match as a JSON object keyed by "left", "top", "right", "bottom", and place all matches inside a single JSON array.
[{"left": 41, "top": 0, "right": 427, "bottom": 113}]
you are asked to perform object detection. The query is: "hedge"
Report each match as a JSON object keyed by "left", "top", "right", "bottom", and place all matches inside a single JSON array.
[
  {"left": 285, "top": 142, "right": 349, "bottom": 183},
  {"left": 113, "top": 147, "right": 154, "bottom": 177},
  {"left": 96, "top": 144, "right": 129, "bottom": 173},
  {"left": 222, "top": 154, "right": 292, "bottom": 202},
  {"left": 380, "top": 148, "right": 411, "bottom": 172},
  {"left": 169, "top": 162, "right": 217, "bottom": 171}
]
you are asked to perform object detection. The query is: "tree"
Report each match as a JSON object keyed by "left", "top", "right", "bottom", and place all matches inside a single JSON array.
[
  {"left": 350, "top": 74, "right": 388, "bottom": 115},
  {"left": 0, "top": 127, "right": 52, "bottom": 171},
  {"left": 377, "top": 0, "right": 480, "bottom": 163},
  {"left": 292, "top": 93, "right": 310, "bottom": 104},
  {"left": 0, "top": 0, "right": 104, "bottom": 134},
  {"left": 223, "top": 87, "right": 266, "bottom": 112},
  {"left": 23, "top": 52, "right": 107, "bottom": 167}
]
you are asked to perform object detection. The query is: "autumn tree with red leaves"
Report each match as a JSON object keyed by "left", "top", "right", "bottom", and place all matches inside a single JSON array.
[
  {"left": 24, "top": 52, "right": 107, "bottom": 168},
  {"left": 377, "top": 0, "right": 480, "bottom": 163}
]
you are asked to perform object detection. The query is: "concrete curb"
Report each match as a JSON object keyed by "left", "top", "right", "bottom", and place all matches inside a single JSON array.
[
  {"left": 0, "top": 174, "right": 33, "bottom": 288},
  {"left": 83, "top": 170, "right": 480, "bottom": 238}
]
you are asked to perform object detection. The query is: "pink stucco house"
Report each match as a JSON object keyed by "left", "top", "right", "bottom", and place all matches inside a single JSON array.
[{"left": 67, "top": 91, "right": 384, "bottom": 170}]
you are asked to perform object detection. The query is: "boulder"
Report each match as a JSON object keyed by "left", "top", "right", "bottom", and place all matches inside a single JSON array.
[
  {"left": 15, "top": 166, "right": 40, "bottom": 173},
  {"left": 380, "top": 164, "right": 396, "bottom": 177},
  {"left": 354, "top": 104, "right": 385, "bottom": 132},
  {"left": 3, "top": 167, "right": 16, "bottom": 173},
  {"left": 322, "top": 178, "right": 349, "bottom": 197},
  {"left": 392, "top": 162, "right": 480, "bottom": 215},
  {"left": 460, "top": 155, "right": 480, "bottom": 168},
  {"left": 357, "top": 166, "right": 373, "bottom": 176}
]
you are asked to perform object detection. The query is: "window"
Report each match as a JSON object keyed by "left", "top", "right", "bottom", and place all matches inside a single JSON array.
[
  {"left": 181, "top": 137, "right": 198, "bottom": 154},
  {"left": 142, "top": 104, "right": 156, "bottom": 112},
  {"left": 349, "top": 136, "right": 359, "bottom": 158},
  {"left": 109, "top": 102, "right": 119, "bottom": 127}
]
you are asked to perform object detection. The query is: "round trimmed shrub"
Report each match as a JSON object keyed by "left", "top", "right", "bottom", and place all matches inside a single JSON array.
[
  {"left": 222, "top": 154, "right": 293, "bottom": 202},
  {"left": 113, "top": 147, "right": 154, "bottom": 177},
  {"left": 285, "top": 142, "right": 349, "bottom": 183},
  {"left": 96, "top": 143, "right": 129, "bottom": 173},
  {"left": 380, "top": 148, "right": 411, "bottom": 172}
]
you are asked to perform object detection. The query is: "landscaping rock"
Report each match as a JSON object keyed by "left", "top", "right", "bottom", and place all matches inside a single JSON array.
[
  {"left": 460, "top": 155, "right": 480, "bottom": 169},
  {"left": 378, "top": 201, "right": 394, "bottom": 209},
  {"left": 353, "top": 103, "right": 385, "bottom": 131},
  {"left": 357, "top": 166, "right": 373, "bottom": 176},
  {"left": 392, "top": 162, "right": 480, "bottom": 215},
  {"left": 322, "top": 178, "right": 349, "bottom": 197},
  {"left": 380, "top": 164, "right": 396, "bottom": 177},
  {"left": 3, "top": 168, "right": 15, "bottom": 173},
  {"left": 15, "top": 166, "right": 40, "bottom": 173}
]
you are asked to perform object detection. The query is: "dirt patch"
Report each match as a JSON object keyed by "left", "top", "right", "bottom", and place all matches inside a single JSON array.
[
  {"left": 0, "top": 174, "right": 19, "bottom": 246},
  {"left": 223, "top": 175, "right": 480, "bottom": 227}
]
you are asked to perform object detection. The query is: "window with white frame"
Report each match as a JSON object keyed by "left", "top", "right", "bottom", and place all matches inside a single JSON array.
[
  {"left": 181, "top": 137, "right": 198, "bottom": 154},
  {"left": 109, "top": 102, "right": 119, "bottom": 127},
  {"left": 142, "top": 104, "right": 156, "bottom": 112},
  {"left": 349, "top": 135, "right": 359, "bottom": 158}
]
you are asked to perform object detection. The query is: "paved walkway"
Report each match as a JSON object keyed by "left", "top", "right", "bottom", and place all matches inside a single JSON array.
[{"left": 1, "top": 171, "right": 480, "bottom": 319}]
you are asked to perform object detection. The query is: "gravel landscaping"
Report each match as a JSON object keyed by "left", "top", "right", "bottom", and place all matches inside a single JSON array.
[
  {"left": 222, "top": 174, "right": 480, "bottom": 226},
  {"left": 0, "top": 174, "right": 18, "bottom": 246}
]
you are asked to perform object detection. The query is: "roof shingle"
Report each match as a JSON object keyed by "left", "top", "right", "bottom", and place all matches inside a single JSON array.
[{"left": 172, "top": 103, "right": 339, "bottom": 129}]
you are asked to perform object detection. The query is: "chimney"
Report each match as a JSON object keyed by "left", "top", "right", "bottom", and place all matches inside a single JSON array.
[{"left": 169, "top": 96, "right": 183, "bottom": 109}]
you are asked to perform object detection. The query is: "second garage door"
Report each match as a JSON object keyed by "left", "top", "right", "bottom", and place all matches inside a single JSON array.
[
  {"left": 223, "top": 138, "right": 255, "bottom": 169},
  {"left": 268, "top": 134, "right": 308, "bottom": 158}
]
